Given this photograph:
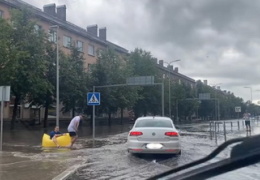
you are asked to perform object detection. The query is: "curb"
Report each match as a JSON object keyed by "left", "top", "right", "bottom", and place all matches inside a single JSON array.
[{"left": 52, "top": 163, "right": 85, "bottom": 180}]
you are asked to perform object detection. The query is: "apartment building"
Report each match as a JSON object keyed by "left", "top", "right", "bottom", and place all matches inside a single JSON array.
[
  {"left": 0, "top": 0, "right": 128, "bottom": 67},
  {"left": 0, "top": 0, "right": 128, "bottom": 120},
  {"left": 0, "top": 0, "right": 196, "bottom": 121},
  {"left": 157, "top": 60, "right": 196, "bottom": 88}
]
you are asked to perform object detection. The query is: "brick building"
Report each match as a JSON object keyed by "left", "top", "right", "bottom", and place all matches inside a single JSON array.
[
  {"left": 0, "top": 0, "right": 128, "bottom": 120},
  {"left": 157, "top": 60, "right": 196, "bottom": 88},
  {"left": 0, "top": 0, "right": 196, "bottom": 121}
]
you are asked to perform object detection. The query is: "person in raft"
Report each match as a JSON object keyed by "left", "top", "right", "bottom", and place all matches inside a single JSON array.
[
  {"left": 67, "top": 114, "right": 84, "bottom": 149},
  {"left": 49, "top": 126, "right": 66, "bottom": 148}
]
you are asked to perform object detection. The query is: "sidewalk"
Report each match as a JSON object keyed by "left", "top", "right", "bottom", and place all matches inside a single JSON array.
[{"left": 209, "top": 119, "right": 260, "bottom": 143}]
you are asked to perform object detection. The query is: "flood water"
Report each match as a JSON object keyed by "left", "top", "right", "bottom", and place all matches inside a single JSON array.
[
  {"left": 0, "top": 120, "right": 131, "bottom": 180},
  {"left": 0, "top": 119, "right": 260, "bottom": 180}
]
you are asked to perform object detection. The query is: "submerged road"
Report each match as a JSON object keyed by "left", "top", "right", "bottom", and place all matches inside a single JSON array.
[{"left": 0, "top": 121, "right": 260, "bottom": 180}]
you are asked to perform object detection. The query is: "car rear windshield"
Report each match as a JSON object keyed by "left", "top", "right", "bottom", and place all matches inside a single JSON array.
[{"left": 135, "top": 119, "right": 173, "bottom": 128}]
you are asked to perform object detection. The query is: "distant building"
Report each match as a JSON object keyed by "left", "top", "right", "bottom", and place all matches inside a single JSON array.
[{"left": 157, "top": 60, "right": 196, "bottom": 88}]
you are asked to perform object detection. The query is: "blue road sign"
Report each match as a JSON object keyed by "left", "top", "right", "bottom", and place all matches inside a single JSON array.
[{"left": 87, "top": 92, "right": 100, "bottom": 105}]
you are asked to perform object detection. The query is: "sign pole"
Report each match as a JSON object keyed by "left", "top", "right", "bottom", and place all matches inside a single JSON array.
[
  {"left": 162, "top": 83, "right": 164, "bottom": 116},
  {"left": 92, "top": 86, "right": 95, "bottom": 140},
  {"left": 87, "top": 89, "right": 100, "bottom": 144},
  {"left": 0, "top": 93, "right": 3, "bottom": 151},
  {"left": 235, "top": 106, "right": 241, "bottom": 119},
  {"left": 0, "top": 86, "right": 10, "bottom": 151}
]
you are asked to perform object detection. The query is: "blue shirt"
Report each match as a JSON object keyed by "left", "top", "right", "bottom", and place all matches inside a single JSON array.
[{"left": 49, "top": 131, "right": 61, "bottom": 139}]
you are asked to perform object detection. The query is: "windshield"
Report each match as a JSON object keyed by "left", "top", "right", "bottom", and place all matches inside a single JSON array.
[
  {"left": 135, "top": 119, "right": 173, "bottom": 128},
  {"left": 207, "top": 164, "right": 260, "bottom": 180},
  {"left": 1, "top": 0, "right": 260, "bottom": 180}
]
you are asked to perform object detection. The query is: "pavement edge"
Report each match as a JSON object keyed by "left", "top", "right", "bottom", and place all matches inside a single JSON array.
[{"left": 52, "top": 163, "right": 86, "bottom": 180}]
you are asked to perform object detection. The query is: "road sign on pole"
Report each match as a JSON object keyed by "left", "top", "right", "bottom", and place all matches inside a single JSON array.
[
  {"left": 0, "top": 86, "right": 10, "bottom": 101},
  {"left": 235, "top": 106, "right": 241, "bottom": 119},
  {"left": 88, "top": 91, "right": 101, "bottom": 144},
  {"left": 199, "top": 93, "right": 211, "bottom": 100},
  {"left": 87, "top": 92, "right": 100, "bottom": 106},
  {"left": 126, "top": 76, "right": 154, "bottom": 85},
  {"left": 0, "top": 86, "right": 11, "bottom": 151},
  {"left": 235, "top": 106, "right": 241, "bottom": 112}
]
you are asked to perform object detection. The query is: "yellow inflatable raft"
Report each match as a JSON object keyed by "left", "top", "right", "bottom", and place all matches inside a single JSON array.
[{"left": 42, "top": 133, "right": 71, "bottom": 147}]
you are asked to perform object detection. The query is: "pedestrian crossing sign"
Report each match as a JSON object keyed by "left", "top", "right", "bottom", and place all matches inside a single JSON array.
[{"left": 87, "top": 92, "right": 100, "bottom": 105}]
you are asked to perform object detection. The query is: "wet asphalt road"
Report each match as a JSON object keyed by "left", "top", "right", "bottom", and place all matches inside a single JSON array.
[
  {"left": 66, "top": 122, "right": 260, "bottom": 180},
  {"left": 66, "top": 132, "right": 215, "bottom": 180},
  {"left": 1, "top": 121, "right": 260, "bottom": 180}
]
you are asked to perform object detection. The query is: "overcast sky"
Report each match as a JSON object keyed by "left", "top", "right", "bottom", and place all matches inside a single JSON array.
[{"left": 23, "top": 0, "right": 260, "bottom": 103}]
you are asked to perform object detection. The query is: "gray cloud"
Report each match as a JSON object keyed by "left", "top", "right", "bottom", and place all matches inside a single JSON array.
[{"left": 22, "top": 0, "right": 260, "bottom": 102}]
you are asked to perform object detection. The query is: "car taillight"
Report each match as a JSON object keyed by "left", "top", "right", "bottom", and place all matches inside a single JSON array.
[
  {"left": 130, "top": 131, "right": 143, "bottom": 136},
  {"left": 165, "top": 132, "right": 179, "bottom": 136}
]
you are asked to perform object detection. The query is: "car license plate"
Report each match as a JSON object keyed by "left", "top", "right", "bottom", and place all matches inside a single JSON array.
[{"left": 146, "top": 143, "right": 163, "bottom": 149}]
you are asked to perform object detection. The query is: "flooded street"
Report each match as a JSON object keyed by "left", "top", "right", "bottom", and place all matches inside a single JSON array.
[
  {"left": 0, "top": 121, "right": 130, "bottom": 180},
  {"left": 0, "top": 120, "right": 260, "bottom": 180},
  {"left": 67, "top": 121, "right": 260, "bottom": 180}
]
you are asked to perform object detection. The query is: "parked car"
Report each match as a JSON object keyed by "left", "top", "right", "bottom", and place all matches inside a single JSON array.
[{"left": 127, "top": 116, "right": 181, "bottom": 155}]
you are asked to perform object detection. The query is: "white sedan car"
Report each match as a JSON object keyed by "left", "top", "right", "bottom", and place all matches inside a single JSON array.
[{"left": 127, "top": 116, "right": 181, "bottom": 155}]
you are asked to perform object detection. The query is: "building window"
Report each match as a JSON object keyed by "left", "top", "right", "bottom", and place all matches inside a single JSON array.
[
  {"left": 63, "top": 35, "right": 72, "bottom": 48},
  {"left": 49, "top": 30, "right": 57, "bottom": 43},
  {"left": 0, "top": 10, "right": 3, "bottom": 18},
  {"left": 34, "top": 24, "right": 41, "bottom": 34},
  {"left": 97, "top": 48, "right": 105, "bottom": 57},
  {"left": 88, "top": 44, "right": 95, "bottom": 56},
  {"left": 77, "top": 41, "right": 83, "bottom": 52},
  {"left": 87, "top": 63, "right": 94, "bottom": 71},
  {"left": 162, "top": 74, "right": 166, "bottom": 79}
]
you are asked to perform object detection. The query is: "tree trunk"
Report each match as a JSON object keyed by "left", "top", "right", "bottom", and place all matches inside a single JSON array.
[
  {"left": 108, "top": 112, "right": 111, "bottom": 126},
  {"left": 38, "top": 108, "right": 41, "bottom": 124},
  {"left": 11, "top": 95, "right": 20, "bottom": 130},
  {"left": 133, "top": 108, "right": 139, "bottom": 121},
  {"left": 120, "top": 108, "right": 123, "bottom": 125},
  {"left": 72, "top": 107, "right": 75, "bottom": 118},
  {"left": 72, "top": 99, "right": 76, "bottom": 118},
  {"left": 43, "top": 98, "right": 50, "bottom": 128}
]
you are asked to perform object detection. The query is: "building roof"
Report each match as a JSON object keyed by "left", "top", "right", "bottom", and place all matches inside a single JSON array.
[
  {"left": 156, "top": 64, "right": 196, "bottom": 84},
  {"left": 2, "top": 0, "right": 129, "bottom": 54}
]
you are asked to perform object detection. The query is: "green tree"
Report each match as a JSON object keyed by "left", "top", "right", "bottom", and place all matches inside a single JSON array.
[
  {"left": 0, "top": 18, "right": 16, "bottom": 85},
  {"left": 91, "top": 48, "right": 136, "bottom": 124},
  {"left": 115, "top": 56, "right": 139, "bottom": 123},
  {"left": 176, "top": 83, "right": 198, "bottom": 121},
  {"left": 9, "top": 9, "right": 51, "bottom": 129},
  {"left": 28, "top": 42, "right": 57, "bottom": 128},
  {"left": 60, "top": 47, "right": 88, "bottom": 117},
  {"left": 128, "top": 48, "right": 161, "bottom": 117},
  {"left": 195, "top": 80, "right": 255, "bottom": 121}
]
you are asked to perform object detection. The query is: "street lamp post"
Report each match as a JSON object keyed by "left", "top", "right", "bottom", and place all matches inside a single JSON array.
[
  {"left": 244, "top": 86, "right": 253, "bottom": 103},
  {"left": 211, "top": 83, "right": 222, "bottom": 120},
  {"left": 50, "top": 25, "right": 59, "bottom": 127},
  {"left": 163, "top": 59, "right": 181, "bottom": 118},
  {"left": 256, "top": 90, "right": 260, "bottom": 105}
]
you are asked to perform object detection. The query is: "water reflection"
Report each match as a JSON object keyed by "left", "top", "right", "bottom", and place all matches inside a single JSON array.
[
  {"left": 2, "top": 121, "right": 131, "bottom": 151},
  {"left": 0, "top": 121, "right": 131, "bottom": 180},
  {"left": 246, "top": 130, "right": 252, "bottom": 137},
  {"left": 3, "top": 120, "right": 258, "bottom": 180}
]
